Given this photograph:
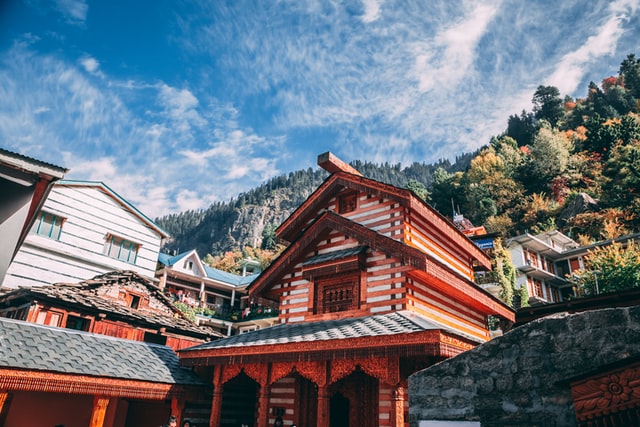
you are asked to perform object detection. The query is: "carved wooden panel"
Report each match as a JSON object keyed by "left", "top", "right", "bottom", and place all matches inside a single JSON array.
[
  {"left": 0, "top": 369, "right": 179, "bottom": 400},
  {"left": 571, "top": 362, "right": 640, "bottom": 421},
  {"left": 221, "top": 365, "right": 243, "bottom": 385},
  {"left": 295, "top": 361, "right": 327, "bottom": 386},
  {"left": 270, "top": 362, "right": 294, "bottom": 385},
  {"left": 244, "top": 363, "right": 268, "bottom": 385},
  {"left": 330, "top": 359, "right": 357, "bottom": 384}
]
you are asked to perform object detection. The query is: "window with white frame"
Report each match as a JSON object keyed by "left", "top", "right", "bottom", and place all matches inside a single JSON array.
[
  {"left": 30, "top": 211, "right": 64, "bottom": 240},
  {"left": 104, "top": 234, "right": 140, "bottom": 264}
]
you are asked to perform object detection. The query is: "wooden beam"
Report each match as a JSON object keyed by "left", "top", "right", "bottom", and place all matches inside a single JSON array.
[
  {"left": 317, "top": 152, "right": 362, "bottom": 176},
  {"left": 89, "top": 396, "right": 110, "bottom": 427}
]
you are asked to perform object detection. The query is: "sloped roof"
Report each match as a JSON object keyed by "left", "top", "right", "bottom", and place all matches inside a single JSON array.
[
  {"left": 158, "top": 251, "right": 258, "bottom": 287},
  {"left": 250, "top": 211, "right": 514, "bottom": 321},
  {"left": 181, "top": 311, "right": 478, "bottom": 353},
  {"left": 275, "top": 171, "right": 490, "bottom": 268},
  {"left": 55, "top": 180, "right": 169, "bottom": 238},
  {"left": 203, "top": 264, "right": 259, "bottom": 286},
  {"left": 0, "top": 317, "right": 204, "bottom": 385},
  {"left": 0, "top": 270, "right": 220, "bottom": 338},
  {"left": 158, "top": 251, "right": 190, "bottom": 267},
  {"left": 0, "top": 147, "right": 68, "bottom": 178}
]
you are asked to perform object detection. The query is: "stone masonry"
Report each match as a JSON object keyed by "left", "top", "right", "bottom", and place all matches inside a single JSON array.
[{"left": 409, "top": 305, "right": 640, "bottom": 426}]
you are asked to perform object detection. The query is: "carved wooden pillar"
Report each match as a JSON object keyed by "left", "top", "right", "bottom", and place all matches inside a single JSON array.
[
  {"left": 256, "top": 383, "right": 270, "bottom": 427},
  {"left": 317, "top": 385, "right": 330, "bottom": 427},
  {"left": 172, "top": 398, "right": 185, "bottom": 426},
  {"left": 89, "top": 396, "right": 111, "bottom": 427},
  {"left": 210, "top": 366, "right": 224, "bottom": 427},
  {"left": 391, "top": 384, "right": 405, "bottom": 427}
]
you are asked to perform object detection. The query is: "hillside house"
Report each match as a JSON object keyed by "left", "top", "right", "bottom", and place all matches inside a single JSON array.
[
  {"left": 506, "top": 230, "right": 580, "bottom": 304},
  {"left": 178, "top": 152, "right": 515, "bottom": 427},
  {"left": 1, "top": 180, "right": 168, "bottom": 291},
  {"left": 0, "top": 148, "right": 67, "bottom": 285},
  {"left": 157, "top": 250, "right": 278, "bottom": 336}
]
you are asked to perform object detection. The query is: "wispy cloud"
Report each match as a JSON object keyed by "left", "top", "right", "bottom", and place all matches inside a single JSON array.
[
  {"left": 54, "top": 0, "right": 88, "bottom": 25},
  {"left": 0, "top": 43, "right": 285, "bottom": 217},
  {"left": 361, "top": 0, "right": 383, "bottom": 23},
  {"left": 79, "top": 55, "right": 100, "bottom": 74},
  {"left": 546, "top": 0, "right": 638, "bottom": 95},
  {"left": 411, "top": 2, "right": 499, "bottom": 93}
]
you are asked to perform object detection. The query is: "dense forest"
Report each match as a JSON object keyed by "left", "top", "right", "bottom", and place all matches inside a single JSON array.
[{"left": 157, "top": 53, "right": 640, "bottom": 264}]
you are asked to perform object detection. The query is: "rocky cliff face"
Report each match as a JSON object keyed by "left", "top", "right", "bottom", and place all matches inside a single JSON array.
[{"left": 159, "top": 184, "right": 317, "bottom": 257}]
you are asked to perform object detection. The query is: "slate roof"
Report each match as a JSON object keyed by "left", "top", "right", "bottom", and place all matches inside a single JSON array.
[
  {"left": 0, "top": 271, "right": 219, "bottom": 338},
  {"left": 0, "top": 317, "right": 205, "bottom": 385},
  {"left": 181, "top": 310, "right": 482, "bottom": 353}
]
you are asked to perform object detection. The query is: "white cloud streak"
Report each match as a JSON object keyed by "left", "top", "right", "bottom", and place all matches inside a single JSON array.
[{"left": 546, "top": 0, "right": 639, "bottom": 95}]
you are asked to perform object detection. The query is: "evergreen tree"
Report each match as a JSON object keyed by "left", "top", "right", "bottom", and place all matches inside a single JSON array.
[{"left": 532, "top": 85, "right": 564, "bottom": 128}]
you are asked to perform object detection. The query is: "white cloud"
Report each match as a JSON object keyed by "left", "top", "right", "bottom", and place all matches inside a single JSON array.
[
  {"left": 411, "top": 2, "right": 499, "bottom": 93},
  {"left": 54, "top": 0, "right": 88, "bottom": 25},
  {"left": 79, "top": 56, "right": 100, "bottom": 73},
  {"left": 157, "top": 84, "right": 205, "bottom": 132},
  {"left": 546, "top": 0, "right": 637, "bottom": 95},
  {"left": 361, "top": 0, "right": 382, "bottom": 23}
]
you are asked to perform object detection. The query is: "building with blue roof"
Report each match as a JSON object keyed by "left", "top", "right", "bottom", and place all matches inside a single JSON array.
[{"left": 157, "top": 249, "right": 278, "bottom": 336}]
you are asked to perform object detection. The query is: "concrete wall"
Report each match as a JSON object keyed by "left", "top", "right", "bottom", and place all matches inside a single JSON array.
[{"left": 409, "top": 305, "right": 640, "bottom": 427}]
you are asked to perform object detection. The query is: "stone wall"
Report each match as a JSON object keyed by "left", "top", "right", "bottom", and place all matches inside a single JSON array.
[{"left": 409, "top": 305, "right": 640, "bottom": 426}]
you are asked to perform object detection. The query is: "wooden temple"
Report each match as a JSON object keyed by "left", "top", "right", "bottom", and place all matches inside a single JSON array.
[{"left": 179, "top": 152, "right": 515, "bottom": 427}]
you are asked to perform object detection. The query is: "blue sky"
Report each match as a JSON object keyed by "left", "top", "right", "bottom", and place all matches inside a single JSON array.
[{"left": 1, "top": 0, "right": 639, "bottom": 218}]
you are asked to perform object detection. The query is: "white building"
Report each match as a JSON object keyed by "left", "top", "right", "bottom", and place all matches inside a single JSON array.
[
  {"left": 1, "top": 180, "right": 168, "bottom": 291},
  {"left": 506, "top": 230, "right": 579, "bottom": 304},
  {"left": 157, "top": 250, "right": 278, "bottom": 336}
]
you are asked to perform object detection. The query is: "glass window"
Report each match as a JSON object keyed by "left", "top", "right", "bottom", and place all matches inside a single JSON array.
[
  {"left": 104, "top": 234, "right": 140, "bottom": 264},
  {"left": 30, "top": 211, "right": 64, "bottom": 240}
]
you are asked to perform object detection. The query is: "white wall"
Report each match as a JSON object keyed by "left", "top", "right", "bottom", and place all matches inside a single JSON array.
[{"left": 2, "top": 184, "right": 163, "bottom": 289}]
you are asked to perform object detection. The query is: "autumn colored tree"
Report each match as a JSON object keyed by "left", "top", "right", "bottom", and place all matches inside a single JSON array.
[
  {"left": 585, "top": 114, "right": 640, "bottom": 159},
  {"left": 519, "top": 124, "right": 573, "bottom": 194},
  {"left": 462, "top": 147, "right": 523, "bottom": 223},
  {"left": 572, "top": 239, "right": 640, "bottom": 296},
  {"left": 600, "top": 137, "right": 640, "bottom": 229}
]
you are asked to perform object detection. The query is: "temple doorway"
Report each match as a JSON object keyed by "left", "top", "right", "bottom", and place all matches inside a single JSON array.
[
  {"left": 330, "top": 393, "right": 349, "bottom": 427},
  {"left": 293, "top": 373, "right": 318, "bottom": 427},
  {"left": 329, "top": 370, "right": 378, "bottom": 427},
  {"left": 220, "top": 371, "right": 258, "bottom": 427}
]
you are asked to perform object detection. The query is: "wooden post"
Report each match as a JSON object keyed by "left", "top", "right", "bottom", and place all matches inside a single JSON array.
[
  {"left": 317, "top": 385, "right": 330, "bottom": 427},
  {"left": 209, "top": 366, "right": 224, "bottom": 427},
  {"left": 391, "top": 385, "right": 405, "bottom": 427},
  {"left": 89, "top": 396, "right": 110, "bottom": 427},
  {"left": 171, "top": 398, "right": 185, "bottom": 426},
  {"left": 256, "top": 383, "right": 270, "bottom": 427}
]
